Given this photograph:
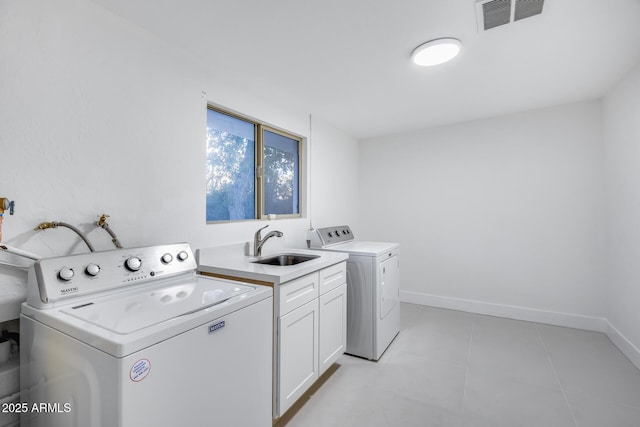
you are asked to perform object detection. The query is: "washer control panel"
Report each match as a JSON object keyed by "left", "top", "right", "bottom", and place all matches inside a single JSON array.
[{"left": 27, "top": 243, "right": 196, "bottom": 308}]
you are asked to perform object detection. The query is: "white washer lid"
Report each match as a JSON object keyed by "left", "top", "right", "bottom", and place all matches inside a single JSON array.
[
  {"left": 323, "top": 241, "right": 399, "bottom": 257},
  {"left": 60, "top": 277, "right": 255, "bottom": 334}
]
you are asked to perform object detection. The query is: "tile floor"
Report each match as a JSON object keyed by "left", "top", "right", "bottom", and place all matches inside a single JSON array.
[{"left": 279, "top": 303, "right": 640, "bottom": 427}]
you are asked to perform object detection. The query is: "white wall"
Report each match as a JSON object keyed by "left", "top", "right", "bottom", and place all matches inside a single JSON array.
[
  {"left": 308, "top": 121, "right": 360, "bottom": 229},
  {"left": 0, "top": 0, "right": 359, "bottom": 268},
  {"left": 602, "top": 63, "right": 640, "bottom": 366},
  {"left": 359, "top": 101, "right": 607, "bottom": 328}
]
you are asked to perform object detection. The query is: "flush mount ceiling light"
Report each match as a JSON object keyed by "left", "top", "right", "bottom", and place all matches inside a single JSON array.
[{"left": 411, "top": 38, "right": 462, "bottom": 67}]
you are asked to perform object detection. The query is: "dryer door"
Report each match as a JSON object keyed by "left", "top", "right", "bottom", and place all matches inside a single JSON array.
[{"left": 379, "top": 254, "right": 399, "bottom": 319}]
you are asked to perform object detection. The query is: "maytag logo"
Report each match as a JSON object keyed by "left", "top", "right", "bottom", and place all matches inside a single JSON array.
[
  {"left": 208, "top": 320, "right": 225, "bottom": 334},
  {"left": 60, "top": 287, "right": 78, "bottom": 295}
]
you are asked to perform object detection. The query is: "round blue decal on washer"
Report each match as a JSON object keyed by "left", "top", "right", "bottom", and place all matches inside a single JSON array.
[{"left": 130, "top": 359, "right": 151, "bottom": 382}]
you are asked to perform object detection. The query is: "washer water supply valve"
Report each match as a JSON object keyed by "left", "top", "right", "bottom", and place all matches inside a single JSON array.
[
  {"left": 29, "top": 214, "right": 124, "bottom": 257},
  {"left": 0, "top": 198, "right": 42, "bottom": 260},
  {"left": 97, "top": 214, "right": 123, "bottom": 249},
  {"left": 0, "top": 197, "right": 15, "bottom": 242}
]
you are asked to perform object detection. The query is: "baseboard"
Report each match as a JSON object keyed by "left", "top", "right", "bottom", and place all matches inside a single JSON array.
[
  {"left": 605, "top": 321, "right": 640, "bottom": 371},
  {"left": 400, "top": 290, "right": 607, "bottom": 332},
  {"left": 400, "top": 290, "right": 640, "bottom": 371}
]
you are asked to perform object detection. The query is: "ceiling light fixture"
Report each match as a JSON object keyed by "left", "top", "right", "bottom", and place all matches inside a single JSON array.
[{"left": 411, "top": 38, "right": 462, "bottom": 67}]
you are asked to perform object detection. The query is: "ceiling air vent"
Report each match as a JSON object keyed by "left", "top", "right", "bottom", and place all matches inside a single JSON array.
[
  {"left": 514, "top": 0, "right": 544, "bottom": 21},
  {"left": 480, "top": 0, "right": 511, "bottom": 30},
  {"left": 476, "top": 0, "right": 545, "bottom": 32}
]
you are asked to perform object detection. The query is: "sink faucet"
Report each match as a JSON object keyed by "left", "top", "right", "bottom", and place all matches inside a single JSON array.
[{"left": 254, "top": 225, "right": 283, "bottom": 257}]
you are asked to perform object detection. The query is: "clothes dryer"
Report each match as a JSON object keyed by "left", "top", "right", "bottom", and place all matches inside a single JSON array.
[{"left": 308, "top": 226, "right": 399, "bottom": 360}]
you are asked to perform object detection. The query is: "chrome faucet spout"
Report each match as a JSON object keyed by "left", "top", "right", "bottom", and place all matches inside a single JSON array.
[{"left": 254, "top": 225, "right": 284, "bottom": 257}]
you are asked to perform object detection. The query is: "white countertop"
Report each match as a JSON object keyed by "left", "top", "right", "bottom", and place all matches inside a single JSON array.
[{"left": 196, "top": 243, "right": 348, "bottom": 285}]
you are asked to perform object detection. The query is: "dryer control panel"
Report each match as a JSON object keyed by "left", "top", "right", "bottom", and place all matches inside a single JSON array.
[
  {"left": 26, "top": 243, "right": 196, "bottom": 309},
  {"left": 308, "top": 225, "right": 354, "bottom": 248}
]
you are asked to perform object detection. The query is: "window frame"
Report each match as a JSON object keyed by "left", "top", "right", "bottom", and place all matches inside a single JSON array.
[{"left": 206, "top": 105, "right": 304, "bottom": 223}]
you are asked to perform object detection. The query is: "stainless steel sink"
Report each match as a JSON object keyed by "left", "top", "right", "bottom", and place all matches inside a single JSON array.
[{"left": 251, "top": 253, "right": 320, "bottom": 266}]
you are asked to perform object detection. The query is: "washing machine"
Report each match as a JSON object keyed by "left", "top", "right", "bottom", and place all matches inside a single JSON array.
[
  {"left": 308, "top": 226, "right": 399, "bottom": 360},
  {"left": 20, "top": 243, "right": 272, "bottom": 427}
]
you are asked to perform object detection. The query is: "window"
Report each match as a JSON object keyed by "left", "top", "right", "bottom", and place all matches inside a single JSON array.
[
  {"left": 262, "top": 128, "right": 300, "bottom": 217},
  {"left": 206, "top": 107, "right": 303, "bottom": 222}
]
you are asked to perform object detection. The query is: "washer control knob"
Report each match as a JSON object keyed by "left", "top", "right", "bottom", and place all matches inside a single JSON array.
[
  {"left": 177, "top": 251, "right": 189, "bottom": 261},
  {"left": 58, "top": 267, "right": 75, "bottom": 281},
  {"left": 161, "top": 253, "right": 173, "bottom": 264},
  {"left": 125, "top": 256, "right": 142, "bottom": 272},
  {"left": 85, "top": 263, "right": 101, "bottom": 276}
]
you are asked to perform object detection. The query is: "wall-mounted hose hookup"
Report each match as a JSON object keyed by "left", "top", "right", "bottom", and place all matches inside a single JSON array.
[
  {"left": 0, "top": 198, "right": 15, "bottom": 216},
  {"left": 34, "top": 220, "right": 95, "bottom": 252},
  {"left": 0, "top": 197, "right": 15, "bottom": 243},
  {"left": 97, "top": 214, "right": 123, "bottom": 249}
]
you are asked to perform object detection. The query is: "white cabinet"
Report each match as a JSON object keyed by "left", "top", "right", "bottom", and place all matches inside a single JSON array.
[
  {"left": 319, "top": 283, "right": 347, "bottom": 375},
  {"left": 318, "top": 262, "right": 347, "bottom": 375},
  {"left": 278, "top": 299, "right": 319, "bottom": 415},
  {"left": 275, "top": 261, "right": 347, "bottom": 418},
  {"left": 279, "top": 271, "right": 319, "bottom": 315},
  {"left": 319, "top": 262, "right": 346, "bottom": 294}
]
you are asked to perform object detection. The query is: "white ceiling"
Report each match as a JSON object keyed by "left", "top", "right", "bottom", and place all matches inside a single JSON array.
[{"left": 90, "top": 0, "right": 640, "bottom": 139}]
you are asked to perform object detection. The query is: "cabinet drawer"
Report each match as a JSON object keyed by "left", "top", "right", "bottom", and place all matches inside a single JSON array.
[
  {"left": 279, "top": 272, "right": 319, "bottom": 315},
  {"left": 319, "top": 262, "right": 346, "bottom": 295}
]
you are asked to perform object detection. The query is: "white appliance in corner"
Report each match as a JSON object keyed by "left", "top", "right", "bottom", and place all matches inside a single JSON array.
[
  {"left": 309, "top": 226, "right": 400, "bottom": 360},
  {"left": 20, "top": 243, "right": 272, "bottom": 427},
  {"left": 0, "top": 263, "right": 27, "bottom": 427}
]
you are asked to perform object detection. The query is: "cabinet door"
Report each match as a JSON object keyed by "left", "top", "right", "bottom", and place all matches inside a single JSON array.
[
  {"left": 278, "top": 299, "right": 319, "bottom": 416},
  {"left": 319, "top": 284, "right": 347, "bottom": 375}
]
